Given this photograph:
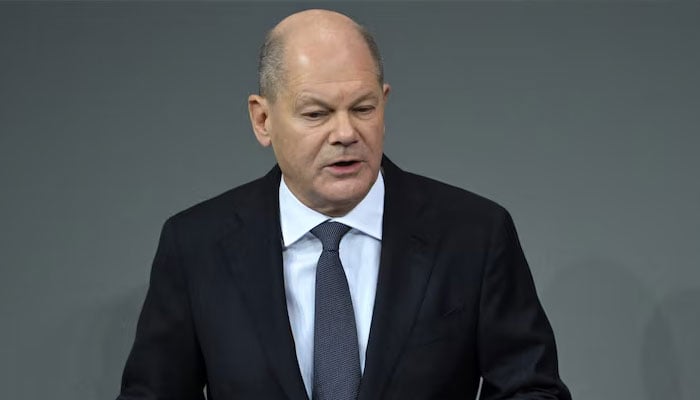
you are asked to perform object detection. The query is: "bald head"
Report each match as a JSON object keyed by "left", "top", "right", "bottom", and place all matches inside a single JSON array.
[{"left": 257, "top": 9, "right": 383, "bottom": 102}]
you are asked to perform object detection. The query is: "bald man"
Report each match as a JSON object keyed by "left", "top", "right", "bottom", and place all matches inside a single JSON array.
[{"left": 117, "top": 10, "right": 571, "bottom": 400}]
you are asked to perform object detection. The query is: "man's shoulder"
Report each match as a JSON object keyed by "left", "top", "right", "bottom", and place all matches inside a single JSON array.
[
  {"left": 405, "top": 170, "right": 502, "bottom": 207},
  {"left": 389, "top": 164, "right": 509, "bottom": 224},
  {"left": 165, "top": 166, "right": 280, "bottom": 232}
]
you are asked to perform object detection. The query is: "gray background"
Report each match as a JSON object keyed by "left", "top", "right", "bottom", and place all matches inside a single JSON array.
[{"left": 1, "top": 1, "right": 698, "bottom": 399}]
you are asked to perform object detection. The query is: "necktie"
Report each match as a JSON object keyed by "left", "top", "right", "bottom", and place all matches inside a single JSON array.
[{"left": 311, "top": 221, "right": 361, "bottom": 400}]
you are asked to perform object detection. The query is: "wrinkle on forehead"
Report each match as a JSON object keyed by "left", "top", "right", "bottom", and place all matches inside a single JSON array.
[
  {"left": 287, "top": 73, "right": 377, "bottom": 88},
  {"left": 293, "top": 84, "right": 379, "bottom": 108}
]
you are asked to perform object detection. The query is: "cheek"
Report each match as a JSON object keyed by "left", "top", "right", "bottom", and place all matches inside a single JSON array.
[
  {"left": 269, "top": 122, "right": 301, "bottom": 161},
  {"left": 276, "top": 131, "right": 320, "bottom": 172},
  {"left": 361, "top": 121, "right": 385, "bottom": 148}
]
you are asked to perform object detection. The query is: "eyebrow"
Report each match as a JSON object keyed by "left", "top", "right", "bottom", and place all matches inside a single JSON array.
[{"left": 295, "top": 91, "right": 379, "bottom": 110}]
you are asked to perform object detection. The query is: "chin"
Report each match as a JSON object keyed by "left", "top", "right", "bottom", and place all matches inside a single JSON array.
[{"left": 323, "top": 182, "right": 371, "bottom": 208}]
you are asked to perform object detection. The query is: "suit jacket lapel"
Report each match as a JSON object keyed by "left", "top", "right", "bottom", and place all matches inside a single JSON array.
[
  {"left": 219, "top": 166, "right": 309, "bottom": 400},
  {"left": 359, "top": 157, "right": 436, "bottom": 400}
]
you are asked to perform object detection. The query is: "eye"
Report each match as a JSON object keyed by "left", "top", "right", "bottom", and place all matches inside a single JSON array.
[
  {"left": 302, "top": 110, "right": 328, "bottom": 120},
  {"left": 353, "top": 105, "right": 375, "bottom": 115}
]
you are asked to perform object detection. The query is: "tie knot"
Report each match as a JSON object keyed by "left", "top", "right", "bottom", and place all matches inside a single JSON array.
[{"left": 311, "top": 221, "right": 351, "bottom": 251}]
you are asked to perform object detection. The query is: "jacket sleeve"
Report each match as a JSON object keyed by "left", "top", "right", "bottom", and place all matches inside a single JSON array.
[
  {"left": 117, "top": 217, "right": 206, "bottom": 400},
  {"left": 477, "top": 210, "right": 571, "bottom": 400}
]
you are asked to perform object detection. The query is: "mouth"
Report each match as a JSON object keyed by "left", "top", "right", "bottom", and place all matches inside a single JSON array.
[
  {"left": 326, "top": 159, "right": 362, "bottom": 174},
  {"left": 331, "top": 160, "right": 359, "bottom": 167}
]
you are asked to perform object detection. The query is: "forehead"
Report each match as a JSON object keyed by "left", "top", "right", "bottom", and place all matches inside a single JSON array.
[
  {"left": 292, "top": 80, "right": 380, "bottom": 110},
  {"left": 280, "top": 28, "right": 379, "bottom": 94}
]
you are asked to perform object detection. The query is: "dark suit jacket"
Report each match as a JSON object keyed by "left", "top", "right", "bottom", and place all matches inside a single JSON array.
[{"left": 118, "top": 156, "right": 571, "bottom": 400}]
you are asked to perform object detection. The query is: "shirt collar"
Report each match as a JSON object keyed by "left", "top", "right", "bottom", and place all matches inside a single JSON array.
[{"left": 279, "top": 172, "right": 385, "bottom": 247}]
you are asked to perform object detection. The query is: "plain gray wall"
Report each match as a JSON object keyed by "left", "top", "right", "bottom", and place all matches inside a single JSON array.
[{"left": 1, "top": 1, "right": 698, "bottom": 399}]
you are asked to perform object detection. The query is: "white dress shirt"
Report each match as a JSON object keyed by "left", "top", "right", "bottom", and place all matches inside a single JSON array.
[{"left": 279, "top": 173, "right": 384, "bottom": 398}]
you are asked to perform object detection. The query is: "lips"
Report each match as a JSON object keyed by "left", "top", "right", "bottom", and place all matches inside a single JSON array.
[
  {"left": 327, "top": 157, "right": 360, "bottom": 167},
  {"left": 325, "top": 158, "right": 362, "bottom": 174},
  {"left": 331, "top": 160, "right": 358, "bottom": 167}
]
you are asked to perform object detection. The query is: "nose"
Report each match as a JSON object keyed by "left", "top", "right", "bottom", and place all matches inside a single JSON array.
[{"left": 329, "top": 111, "right": 358, "bottom": 146}]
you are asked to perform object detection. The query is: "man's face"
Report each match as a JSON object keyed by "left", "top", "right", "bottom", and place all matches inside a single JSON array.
[{"left": 253, "top": 33, "right": 390, "bottom": 216}]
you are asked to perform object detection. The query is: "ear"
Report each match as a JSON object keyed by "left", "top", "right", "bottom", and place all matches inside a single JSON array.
[
  {"left": 248, "top": 94, "right": 272, "bottom": 147},
  {"left": 382, "top": 84, "right": 391, "bottom": 134}
]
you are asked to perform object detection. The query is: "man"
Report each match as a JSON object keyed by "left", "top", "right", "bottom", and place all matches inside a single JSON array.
[{"left": 118, "top": 9, "right": 571, "bottom": 400}]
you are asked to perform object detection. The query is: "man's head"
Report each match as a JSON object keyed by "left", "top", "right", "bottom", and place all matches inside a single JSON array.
[{"left": 248, "top": 9, "right": 390, "bottom": 217}]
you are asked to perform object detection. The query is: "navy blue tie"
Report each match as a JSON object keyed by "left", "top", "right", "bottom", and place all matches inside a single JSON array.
[{"left": 311, "top": 221, "right": 361, "bottom": 400}]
